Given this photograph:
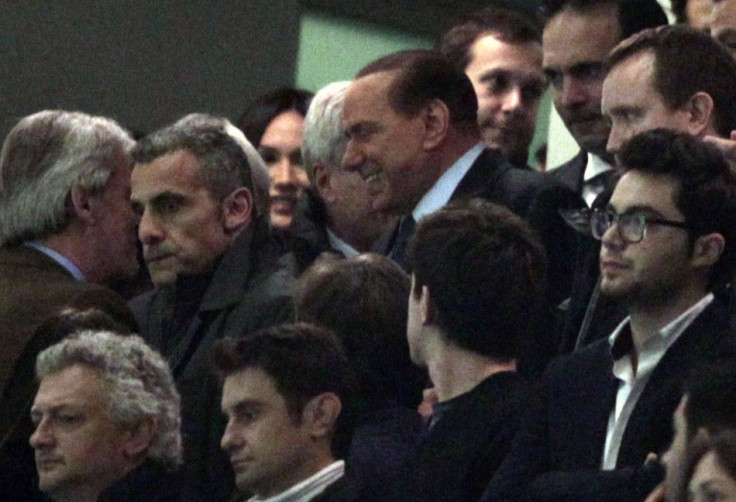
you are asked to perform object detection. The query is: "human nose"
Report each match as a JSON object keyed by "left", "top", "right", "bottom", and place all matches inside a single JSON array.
[
  {"left": 137, "top": 207, "right": 164, "bottom": 246},
  {"left": 341, "top": 140, "right": 362, "bottom": 172},
  {"left": 502, "top": 86, "right": 523, "bottom": 112},
  {"left": 558, "top": 76, "right": 587, "bottom": 108},
  {"left": 600, "top": 216, "right": 626, "bottom": 249},
  {"left": 271, "top": 159, "right": 300, "bottom": 188},
  {"left": 29, "top": 417, "right": 54, "bottom": 449},
  {"left": 220, "top": 419, "right": 242, "bottom": 453}
]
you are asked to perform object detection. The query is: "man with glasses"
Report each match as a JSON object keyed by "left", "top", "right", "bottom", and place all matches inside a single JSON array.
[{"left": 482, "top": 129, "right": 736, "bottom": 501}]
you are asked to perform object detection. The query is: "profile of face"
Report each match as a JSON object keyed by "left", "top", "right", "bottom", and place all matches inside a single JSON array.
[
  {"left": 131, "top": 149, "right": 242, "bottom": 286},
  {"left": 599, "top": 170, "right": 696, "bottom": 306},
  {"left": 465, "top": 33, "right": 546, "bottom": 167},
  {"left": 341, "top": 71, "right": 436, "bottom": 215},
  {"left": 689, "top": 451, "right": 736, "bottom": 502},
  {"left": 220, "top": 367, "right": 318, "bottom": 498},
  {"left": 712, "top": 0, "right": 736, "bottom": 56},
  {"left": 259, "top": 110, "right": 310, "bottom": 230},
  {"left": 86, "top": 150, "right": 140, "bottom": 285},
  {"left": 543, "top": 4, "right": 621, "bottom": 158},
  {"left": 30, "top": 365, "right": 138, "bottom": 500},
  {"left": 602, "top": 52, "right": 695, "bottom": 156}
]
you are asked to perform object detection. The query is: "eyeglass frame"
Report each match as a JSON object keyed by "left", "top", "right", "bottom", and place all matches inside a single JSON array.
[{"left": 590, "top": 207, "right": 692, "bottom": 243}]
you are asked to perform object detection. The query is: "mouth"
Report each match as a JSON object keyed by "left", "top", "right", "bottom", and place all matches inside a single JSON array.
[
  {"left": 229, "top": 457, "right": 252, "bottom": 472},
  {"left": 269, "top": 194, "right": 298, "bottom": 215},
  {"left": 35, "top": 457, "right": 63, "bottom": 471},
  {"left": 600, "top": 258, "right": 628, "bottom": 273}
]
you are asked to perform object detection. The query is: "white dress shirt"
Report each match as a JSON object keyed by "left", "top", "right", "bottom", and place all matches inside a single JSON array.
[{"left": 247, "top": 460, "right": 345, "bottom": 502}]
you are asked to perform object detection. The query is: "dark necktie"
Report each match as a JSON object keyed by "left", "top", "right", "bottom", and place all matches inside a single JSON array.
[{"left": 389, "top": 215, "right": 417, "bottom": 271}]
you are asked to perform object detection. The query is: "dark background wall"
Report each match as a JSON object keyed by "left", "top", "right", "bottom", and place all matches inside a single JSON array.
[{"left": 0, "top": 1, "right": 302, "bottom": 138}]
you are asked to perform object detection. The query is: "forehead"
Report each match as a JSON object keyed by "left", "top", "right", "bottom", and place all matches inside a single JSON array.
[
  {"left": 221, "top": 366, "right": 286, "bottom": 412},
  {"left": 33, "top": 364, "right": 107, "bottom": 411},
  {"left": 343, "top": 71, "right": 397, "bottom": 119},
  {"left": 603, "top": 52, "right": 658, "bottom": 106},
  {"left": 260, "top": 111, "right": 304, "bottom": 148},
  {"left": 610, "top": 170, "right": 681, "bottom": 215},
  {"left": 131, "top": 149, "right": 209, "bottom": 200},
  {"left": 468, "top": 33, "right": 543, "bottom": 73},
  {"left": 543, "top": 4, "right": 622, "bottom": 70}
]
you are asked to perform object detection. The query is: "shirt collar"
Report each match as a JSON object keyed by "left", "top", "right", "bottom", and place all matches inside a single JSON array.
[
  {"left": 247, "top": 460, "right": 345, "bottom": 502},
  {"left": 412, "top": 142, "right": 484, "bottom": 222},
  {"left": 24, "top": 241, "right": 86, "bottom": 281},
  {"left": 608, "top": 293, "right": 715, "bottom": 359},
  {"left": 584, "top": 153, "right": 614, "bottom": 182},
  {"left": 326, "top": 228, "right": 359, "bottom": 258}
]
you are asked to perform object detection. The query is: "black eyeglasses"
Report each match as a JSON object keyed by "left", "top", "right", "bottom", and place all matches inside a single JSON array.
[{"left": 590, "top": 208, "right": 691, "bottom": 243}]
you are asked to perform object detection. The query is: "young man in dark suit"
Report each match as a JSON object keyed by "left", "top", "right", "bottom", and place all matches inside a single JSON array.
[
  {"left": 483, "top": 129, "right": 736, "bottom": 501},
  {"left": 396, "top": 199, "right": 543, "bottom": 501}
]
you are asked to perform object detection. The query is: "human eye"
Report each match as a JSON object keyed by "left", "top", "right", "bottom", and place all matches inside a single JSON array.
[
  {"left": 153, "top": 194, "right": 184, "bottom": 216},
  {"left": 486, "top": 73, "right": 510, "bottom": 95},
  {"left": 50, "top": 410, "right": 84, "bottom": 428},
  {"left": 573, "top": 63, "right": 606, "bottom": 82},
  {"left": 258, "top": 147, "right": 280, "bottom": 165},
  {"left": 544, "top": 70, "right": 562, "bottom": 90}
]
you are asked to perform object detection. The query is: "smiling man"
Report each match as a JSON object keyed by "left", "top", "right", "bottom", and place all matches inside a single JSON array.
[
  {"left": 128, "top": 114, "right": 294, "bottom": 500},
  {"left": 215, "top": 323, "right": 357, "bottom": 502},
  {"left": 341, "top": 49, "right": 582, "bottom": 332},
  {"left": 483, "top": 129, "right": 736, "bottom": 501}
]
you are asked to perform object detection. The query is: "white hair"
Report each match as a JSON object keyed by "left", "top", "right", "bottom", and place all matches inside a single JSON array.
[
  {"left": 302, "top": 81, "right": 351, "bottom": 182},
  {"left": 36, "top": 330, "right": 183, "bottom": 468},
  {"left": 0, "top": 110, "right": 134, "bottom": 247}
]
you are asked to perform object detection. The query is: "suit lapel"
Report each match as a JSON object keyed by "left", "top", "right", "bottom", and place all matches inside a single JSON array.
[{"left": 451, "top": 148, "right": 512, "bottom": 202}]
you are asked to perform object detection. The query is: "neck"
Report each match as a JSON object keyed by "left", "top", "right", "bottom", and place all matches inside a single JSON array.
[
  {"left": 426, "top": 339, "right": 516, "bottom": 402},
  {"left": 38, "top": 231, "right": 92, "bottom": 280},
  {"left": 51, "top": 486, "right": 101, "bottom": 502},
  {"left": 628, "top": 285, "right": 708, "bottom": 354}
]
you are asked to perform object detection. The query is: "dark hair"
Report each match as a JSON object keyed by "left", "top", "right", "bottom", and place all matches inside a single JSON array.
[
  {"left": 670, "top": 0, "right": 689, "bottom": 24},
  {"left": 294, "top": 254, "right": 425, "bottom": 409},
  {"left": 540, "top": 0, "right": 668, "bottom": 40},
  {"left": 618, "top": 129, "right": 736, "bottom": 289},
  {"left": 437, "top": 7, "right": 542, "bottom": 73},
  {"left": 409, "top": 199, "right": 547, "bottom": 360},
  {"left": 212, "top": 322, "right": 356, "bottom": 457},
  {"left": 684, "top": 360, "right": 736, "bottom": 442},
  {"left": 685, "top": 431, "right": 736, "bottom": 493},
  {"left": 237, "top": 88, "right": 313, "bottom": 147},
  {"left": 607, "top": 25, "right": 736, "bottom": 137},
  {"left": 356, "top": 49, "right": 478, "bottom": 125}
]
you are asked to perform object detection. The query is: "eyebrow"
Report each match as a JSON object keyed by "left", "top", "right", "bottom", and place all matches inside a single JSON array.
[
  {"left": 606, "top": 203, "right": 668, "bottom": 219},
  {"left": 223, "top": 399, "right": 264, "bottom": 415}
]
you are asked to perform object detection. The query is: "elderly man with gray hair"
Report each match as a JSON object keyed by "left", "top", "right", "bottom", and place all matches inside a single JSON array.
[
  {"left": 30, "top": 330, "right": 187, "bottom": 501},
  {"left": 128, "top": 113, "right": 294, "bottom": 500},
  {"left": 290, "top": 81, "right": 396, "bottom": 264}
]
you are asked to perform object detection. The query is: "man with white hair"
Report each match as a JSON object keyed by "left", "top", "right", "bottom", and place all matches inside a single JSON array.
[
  {"left": 291, "top": 81, "right": 396, "bottom": 263},
  {"left": 128, "top": 113, "right": 294, "bottom": 500},
  {"left": 30, "top": 330, "right": 186, "bottom": 501}
]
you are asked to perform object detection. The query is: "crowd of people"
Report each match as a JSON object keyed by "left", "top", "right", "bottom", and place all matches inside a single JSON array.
[{"left": 3, "top": 0, "right": 736, "bottom": 500}]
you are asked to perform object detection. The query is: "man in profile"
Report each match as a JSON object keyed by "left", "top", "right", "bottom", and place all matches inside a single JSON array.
[
  {"left": 129, "top": 114, "right": 293, "bottom": 499},
  {"left": 438, "top": 6, "right": 547, "bottom": 169},
  {"left": 30, "top": 330, "right": 186, "bottom": 501},
  {"left": 215, "top": 323, "right": 357, "bottom": 501}
]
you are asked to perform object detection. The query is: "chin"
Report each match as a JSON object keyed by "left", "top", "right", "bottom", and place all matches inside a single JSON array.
[{"left": 269, "top": 211, "right": 294, "bottom": 230}]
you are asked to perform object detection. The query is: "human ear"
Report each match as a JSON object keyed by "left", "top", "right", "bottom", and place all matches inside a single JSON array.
[
  {"left": 222, "top": 187, "right": 253, "bottom": 233},
  {"left": 685, "top": 92, "right": 715, "bottom": 137},
  {"left": 301, "top": 392, "right": 342, "bottom": 440},
  {"left": 313, "top": 164, "right": 335, "bottom": 203},
  {"left": 691, "top": 232, "right": 725, "bottom": 268},
  {"left": 123, "top": 416, "right": 155, "bottom": 458},
  {"left": 421, "top": 99, "right": 450, "bottom": 151},
  {"left": 69, "top": 185, "right": 95, "bottom": 223}
]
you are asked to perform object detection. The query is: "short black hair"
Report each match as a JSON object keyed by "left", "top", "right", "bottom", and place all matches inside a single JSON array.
[
  {"left": 437, "top": 6, "right": 542, "bottom": 73},
  {"left": 607, "top": 25, "right": 736, "bottom": 137},
  {"left": 212, "top": 322, "right": 356, "bottom": 457},
  {"left": 294, "top": 254, "right": 425, "bottom": 408},
  {"left": 540, "top": 0, "right": 668, "bottom": 40},
  {"left": 237, "top": 87, "right": 313, "bottom": 147},
  {"left": 356, "top": 49, "right": 478, "bottom": 126},
  {"left": 409, "top": 199, "right": 547, "bottom": 360},
  {"left": 618, "top": 129, "right": 736, "bottom": 289},
  {"left": 684, "top": 359, "right": 736, "bottom": 441}
]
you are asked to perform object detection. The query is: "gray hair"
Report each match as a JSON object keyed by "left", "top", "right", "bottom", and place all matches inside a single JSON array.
[
  {"left": 302, "top": 81, "right": 350, "bottom": 182},
  {"left": 35, "top": 330, "right": 183, "bottom": 468},
  {"left": 0, "top": 110, "right": 134, "bottom": 247},
  {"left": 132, "top": 113, "right": 269, "bottom": 215}
]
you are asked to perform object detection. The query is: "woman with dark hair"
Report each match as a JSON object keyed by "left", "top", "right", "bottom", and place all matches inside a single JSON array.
[
  {"left": 238, "top": 87, "right": 313, "bottom": 229},
  {"left": 685, "top": 431, "right": 736, "bottom": 502}
]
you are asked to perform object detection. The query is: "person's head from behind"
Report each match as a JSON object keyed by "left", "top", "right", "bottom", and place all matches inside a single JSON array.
[
  {"left": 303, "top": 81, "right": 396, "bottom": 250},
  {"left": 437, "top": 6, "right": 546, "bottom": 168},
  {"left": 408, "top": 199, "right": 547, "bottom": 366},
  {"left": 602, "top": 25, "right": 736, "bottom": 155},
  {"left": 294, "top": 254, "right": 425, "bottom": 409},
  {"left": 686, "top": 431, "right": 736, "bottom": 502},
  {"left": 214, "top": 323, "right": 356, "bottom": 498},
  {"left": 131, "top": 114, "right": 260, "bottom": 286},
  {"left": 29, "top": 330, "right": 182, "bottom": 501},
  {"left": 341, "top": 49, "right": 479, "bottom": 215},
  {"left": 0, "top": 110, "right": 138, "bottom": 286},
  {"left": 540, "top": 0, "right": 667, "bottom": 160},
  {"left": 238, "top": 88, "right": 313, "bottom": 230},
  {"left": 597, "top": 130, "right": 736, "bottom": 307}
]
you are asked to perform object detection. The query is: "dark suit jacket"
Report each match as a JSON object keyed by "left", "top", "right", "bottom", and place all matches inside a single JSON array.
[
  {"left": 397, "top": 372, "right": 531, "bottom": 502},
  {"left": 129, "top": 219, "right": 295, "bottom": 501},
  {"left": 0, "top": 245, "right": 137, "bottom": 501},
  {"left": 546, "top": 150, "right": 587, "bottom": 195},
  {"left": 482, "top": 298, "right": 736, "bottom": 502}
]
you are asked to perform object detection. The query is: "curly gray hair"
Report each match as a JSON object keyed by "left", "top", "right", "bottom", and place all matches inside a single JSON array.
[{"left": 35, "top": 330, "right": 183, "bottom": 468}]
